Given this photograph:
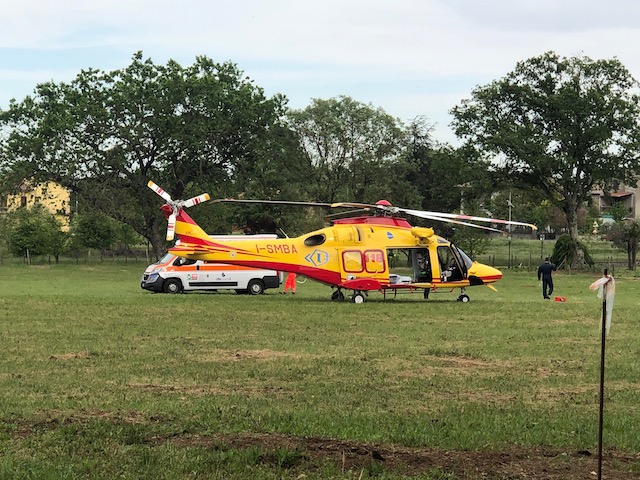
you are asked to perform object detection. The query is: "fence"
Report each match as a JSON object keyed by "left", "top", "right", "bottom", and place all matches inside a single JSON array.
[{"left": 482, "top": 252, "right": 633, "bottom": 273}]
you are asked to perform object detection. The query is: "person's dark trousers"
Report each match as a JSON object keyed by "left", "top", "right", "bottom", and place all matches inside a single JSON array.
[{"left": 542, "top": 278, "right": 553, "bottom": 299}]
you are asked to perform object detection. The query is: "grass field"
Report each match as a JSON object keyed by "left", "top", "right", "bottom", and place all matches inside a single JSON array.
[{"left": 1, "top": 262, "right": 640, "bottom": 479}]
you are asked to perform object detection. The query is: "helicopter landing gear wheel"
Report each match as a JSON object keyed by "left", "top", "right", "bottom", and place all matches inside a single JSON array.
[
  {"left": 351, "top": 292, "right": 365, "bottom": 304},
  {"left": 457, "top": 294, "right": 470, "bottom": 303},
  {"left": 331, "top": 289, "right": 345, "bottom": 302}
]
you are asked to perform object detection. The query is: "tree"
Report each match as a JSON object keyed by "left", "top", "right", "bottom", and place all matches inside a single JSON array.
[
  {"left": 404, "top": 120, "right": 495, "bottom": 214},
  {"left": 551, "top": 234, "right": 594, "bottom": 269},
  {"left": 607, "top": 201, "right": 630, "bottom": 222},
  {"left": 486, "top": 189, "right": 538, "bottom": 228},
  {"left": 0, "top": 52, "right": 289, "bottom": 259},
  {"left": 72, "top": 212, "right": 118, "bottom": 260},
  {"left": 451, "top": 51, "right": 640, "bottom": 268},
  {"left": 5, "top": 205, "right": 67, "bottom": 263},
  {"left": 287, "top": 96, "right": 409, "bottom": 204},
  {"left": 608, "top": 220, "right": 640, "bottom": 270}
]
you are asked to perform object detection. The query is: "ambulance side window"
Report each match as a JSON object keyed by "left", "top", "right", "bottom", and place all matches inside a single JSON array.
[{"left": 173, "top": 257, "right": 196, "bottom": 267}]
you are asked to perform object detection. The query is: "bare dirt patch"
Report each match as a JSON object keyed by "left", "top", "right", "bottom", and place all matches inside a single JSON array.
[
  {"left": 156, "top": 431, "right": 640, "bottom": 479},
  {"left": 194, "top": 348, "right": 298, "bottom": 362},
  {"left": 9, "top": 414, "right": 640, "bottom": 478},
  {"left": 48, "top": 351, "right": 90, "bottom": 360}
]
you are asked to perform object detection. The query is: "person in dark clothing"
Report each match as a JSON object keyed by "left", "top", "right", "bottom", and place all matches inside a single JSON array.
[{"left": 537, "top": 257, "right": 557, "bottom": 299}]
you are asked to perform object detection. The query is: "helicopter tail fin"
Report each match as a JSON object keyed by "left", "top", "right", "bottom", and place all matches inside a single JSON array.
[{"left": 167, "top": 205, "right": 213, "bottom": 248}]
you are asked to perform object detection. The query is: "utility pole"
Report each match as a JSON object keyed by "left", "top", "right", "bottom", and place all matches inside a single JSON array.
[{"left": 507, "top": 192, "right": 512, "bottom": 268}]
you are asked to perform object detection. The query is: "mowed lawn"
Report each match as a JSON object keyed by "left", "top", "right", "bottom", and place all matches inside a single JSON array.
[{"left": 1, "top": 262, "right": 639, "bottom": 479}]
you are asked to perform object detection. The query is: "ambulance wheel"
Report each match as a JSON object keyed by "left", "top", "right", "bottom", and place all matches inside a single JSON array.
[
  {"left": 248, "top": 279, "right": 265, "bottom": 295},
  {"left": 351, "top": 292, "right": 365, "bottom": 304},
  {"left": 163, "top": 278, "right": 183, "bottom": 294},
  {"left": 457, "top": 294, "right": 470, "bottom": 303}
]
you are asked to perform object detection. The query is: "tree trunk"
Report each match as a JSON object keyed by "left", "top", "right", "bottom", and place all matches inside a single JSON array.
[
  {"left": 149, "top": 229, "right": 167, "bottom": 261},
  {"left": 565, "top": 201, "right": 585, "bottom": 269}
]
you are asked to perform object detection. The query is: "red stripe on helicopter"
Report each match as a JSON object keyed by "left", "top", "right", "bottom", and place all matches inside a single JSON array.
[
  {"left": 480, "top": 274, "right": 502, "bottom": 282},
  {"left": 217, "top": 260, "right": 342, "bottom": 285}
]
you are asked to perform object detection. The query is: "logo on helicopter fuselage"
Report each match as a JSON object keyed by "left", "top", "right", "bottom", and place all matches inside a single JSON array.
[{"left": 305, "top": 249, "right": 329, "bottom": 267}]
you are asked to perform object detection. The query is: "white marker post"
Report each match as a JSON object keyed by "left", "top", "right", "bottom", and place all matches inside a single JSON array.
[{"left": 589, "top": 269, "right": 614, "bottom": 480}]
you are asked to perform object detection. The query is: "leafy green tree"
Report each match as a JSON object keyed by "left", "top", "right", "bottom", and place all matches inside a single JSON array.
[
  {"left": 403, "top": 118, "right": 493, "bottom": 216},
  {"left": 113, "top": 222, "right": 143, "bottom": 259},
  {"left": 451, "top": 227, "right": 491, "bottom": 260},
  {"left": 449, "top": 201, "right": 492, "bottom": 259},
  {"left": 287, "top": 96, "right": 408, "bottom": 204},
  {"left": 72, "top": 212, "right": 118, "bottom": 259},
  {"left": 451, "top": 51, "right": 640, "bottom": 268},
  {"left": 0, "top": 215, "right": 7, "bottom": 261},
  {"left": 0, "top": 52, "right": 289, "bottom": 259},
  {"left": 5, "top": 205, "right": 66, "bottom": 263},
  {"left": 607, "top": 201, "right": 630, "bottom": 222},
  {"left": 608, "top": 220, "right": 640, "bottom": 270}
]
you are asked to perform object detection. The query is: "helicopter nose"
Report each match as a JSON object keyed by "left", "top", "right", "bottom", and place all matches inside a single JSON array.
[{"left": 468, "top": 262, "right": 503, "bottom": 284}]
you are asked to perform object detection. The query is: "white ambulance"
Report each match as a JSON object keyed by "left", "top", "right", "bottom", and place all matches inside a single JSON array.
[{"left": 141, "top": 236, "right": 282, "bottom": 295}]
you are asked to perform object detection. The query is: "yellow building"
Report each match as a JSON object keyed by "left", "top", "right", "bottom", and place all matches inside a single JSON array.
[{"left": 0, "top": 180, "right": 72, "bottom": 231}]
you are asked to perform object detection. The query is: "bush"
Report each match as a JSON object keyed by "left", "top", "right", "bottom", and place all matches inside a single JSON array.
[
  {"left": 551, "top": 234, "right": 594, "bottom": 268},
  {"left": 5, "top": 205, "right": 67, "bottom": 262}
]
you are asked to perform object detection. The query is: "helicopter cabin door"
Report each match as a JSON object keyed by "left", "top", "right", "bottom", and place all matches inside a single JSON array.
[
  {"left": 436, "top": 245, "right": 468, "bottom": 282},
  {"left": 411, "top": 248, "right": 432, "bottom": 282},
  {"left": 386, "top": 248, "right": 432, "bottom": 285}
]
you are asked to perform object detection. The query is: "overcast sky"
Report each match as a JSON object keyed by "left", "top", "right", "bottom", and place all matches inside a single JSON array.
[{"left": 2, "top": 0, "right": 640, "bottom": 144}]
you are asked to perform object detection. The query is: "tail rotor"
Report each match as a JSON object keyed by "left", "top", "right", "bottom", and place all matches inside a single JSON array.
[{"left": 147, "top": 181, "right": 210, "bottom": 241}]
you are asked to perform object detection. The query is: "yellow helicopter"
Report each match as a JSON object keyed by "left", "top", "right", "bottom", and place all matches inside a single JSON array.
[{"left": 148, "top": 181, "right": 537, "bottom": 303}]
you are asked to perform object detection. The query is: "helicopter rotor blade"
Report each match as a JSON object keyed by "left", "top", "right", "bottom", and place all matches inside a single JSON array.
[
  {"left": 148, "top": 181, "right": 210, "bottom": 241},
  {"left": 210, "top": 198, "right": 334, "bottom": 208},
  {"left": 208, "top": 196, "right": 537, "bottom": 232},
  {"left": 148, "top": 181, "right": 173, "bottom": 203},
  {"left": 211, "top": 198, "right": 334, "bottom": 208},
  {"left": 166, "top": 213, "right": 177, "bottom": 241},
  {"left": 401, "top": 208, "right": 538, "bottom": 231},
  {"left": 330, "top": 201, "right": 375, "bottom": 209},
  {"left": 416, "top": 213, "right": 504, "bottom": 233},
  {"left": 183, "top": 193, "right": 211, "bottom": 208},
  {"left": 324, "top": 208, "right": 371, "bottom": 220},
  {"left": 330, "top": 201, "right": 399, "bottom": 213}
]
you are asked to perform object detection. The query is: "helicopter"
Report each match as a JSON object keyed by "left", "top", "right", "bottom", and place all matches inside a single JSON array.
[{"left": 148, "top": 181, "right": 537, "bottom": 303}]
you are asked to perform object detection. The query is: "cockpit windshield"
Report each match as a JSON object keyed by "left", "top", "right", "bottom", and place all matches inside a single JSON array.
[{"left": 451, "top": 244, "right": 474, "bottom": 270}]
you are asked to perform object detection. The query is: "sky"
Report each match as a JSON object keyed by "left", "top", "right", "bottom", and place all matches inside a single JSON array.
[{"left": 2, "top": 0, "right": 640, "bottom": 145}]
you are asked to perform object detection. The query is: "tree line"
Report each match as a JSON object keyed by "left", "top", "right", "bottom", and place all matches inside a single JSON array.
[{"left": 2, "top": 51, "right": 640, "bottom": 267}]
